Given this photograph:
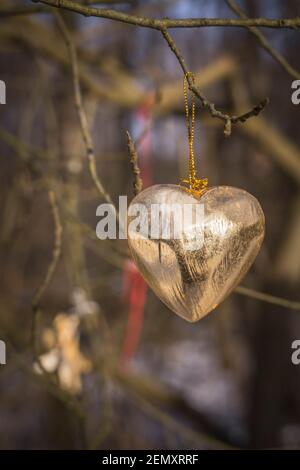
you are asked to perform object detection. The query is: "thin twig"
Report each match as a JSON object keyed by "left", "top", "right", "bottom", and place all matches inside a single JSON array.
[
  {"left": 0, "top": 0, "right": 134, "bottom": 16},
  {"left": 33, "top": 1, "right": 300, "bottom": 29},
  {"left": 230, "top": 98, "right": 269, "bottom": 123},
  {"left": 225, "top": 0, "right": 300, "bottom": 80},
  {"left": 235, "top": 285, "right": 300, "bottom": 311},
  {"left": 126, "top": 131, "right": 143, "bottom": 196},
  {"left": 161, "top": 29, "right": 268, "bottom": 136},
  {"left": 55, "top": 11, "right": 115, "bottom": 207},
  {"left": 117, "top": 371, "right": 235, "bottom": 449},
  {"left": 32, "top": 191, "right": 62, "bottom": 309},
  {"left": 32, "top": 190, "right": 63, "bottom": 355}
]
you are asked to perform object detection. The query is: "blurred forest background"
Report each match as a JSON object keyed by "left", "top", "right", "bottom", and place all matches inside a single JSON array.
[{"left": 0, "top": 0, "right": 300, "bottom": 450}]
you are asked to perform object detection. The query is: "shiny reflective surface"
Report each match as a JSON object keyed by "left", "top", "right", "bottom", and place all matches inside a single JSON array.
[{"left": 128, "top": 184, "right": 265, "bottom": 322}]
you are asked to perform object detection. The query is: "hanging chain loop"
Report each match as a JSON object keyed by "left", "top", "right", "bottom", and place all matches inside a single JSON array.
[{"left": 180, "top": 72, "right": 208, "bottom": 196}]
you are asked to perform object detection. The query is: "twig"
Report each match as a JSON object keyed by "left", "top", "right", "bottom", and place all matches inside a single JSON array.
[
  {"left": 230, "top": 98, "right": 269, "bottom": 123},
  {"left": 225, "top": 0, "right": 300, "bottom": 80},
  {"left": 33, "top": 1, "right": 300, "bottom": 29},
  {"left": 116, "top": 370, "right": 235, "bottom": 449},
  {"left": 126, "top": 131, "right": 143, "bottom": 196},
  {"left": 0, "top": 0, "right": 134, "bottom": 17},
  {"left": 132, "top": 394, "right": 234, "bottom": 449},
  {"left": 55, "top": 11, "right": 115, "bottom": 208},
  {"left": 32, "top": 191, "right": 62, "bottom": 308},
  {"left": 161, "top": 29, "right": 268, "bottom": 136},
  {"left": 235, "top": 285, "right": 300, "bottom": 311},
  {"left": 32, "top": 190, "right": 63, "bottom": 355}
]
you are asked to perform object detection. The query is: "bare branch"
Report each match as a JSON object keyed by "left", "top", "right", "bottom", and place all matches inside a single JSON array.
[
  {"left": 32, "top": 190, "right": 63, "bottom": 354},
  {"left": 32, "top": 191, "right": 63, "bottom": 312},
  {"left": 126, "top": 131, "right": 143, "bottom": 196},
  {"left": 225, "top": 0, "right": 300, "bottom": 80},
  {"left": 33, "top": 0, "right": 300, "bottom": 30},
  {"left": 54, "top": 10, "right": 115, "bottom": 207},
  {"left": 0, "top": 1, "right": 134, "bottom": 17},
  {"left": 230, "top": 98, "right": 270, "bottom": 123},
  {"left": 161, "top": 29, "right": 268, "bottom": 136},
  {"left": 235, "top": 286, "right": 300, "bottom": 311}
]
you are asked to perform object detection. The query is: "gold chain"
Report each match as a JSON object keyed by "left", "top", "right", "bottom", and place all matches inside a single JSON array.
[
  {"left": 181, "top": 72, "right": 208, "bottom": 196},
  {"left": 184, "top": 72, "right": 196, "bottom": 184}
]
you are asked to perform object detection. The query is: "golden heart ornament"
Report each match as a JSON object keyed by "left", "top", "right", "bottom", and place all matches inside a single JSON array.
[{"left": 127, "top": 184, "right": 265, "bottom": 322}]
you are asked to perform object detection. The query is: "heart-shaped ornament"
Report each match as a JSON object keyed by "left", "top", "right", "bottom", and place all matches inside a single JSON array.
[{"left": 127, "top": 184, "right": 265, "bottom": 322}]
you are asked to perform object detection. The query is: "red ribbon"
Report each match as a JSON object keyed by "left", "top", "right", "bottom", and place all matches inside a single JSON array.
[{"left": 119, "top": 96, "right": 154, "bottom": 366}]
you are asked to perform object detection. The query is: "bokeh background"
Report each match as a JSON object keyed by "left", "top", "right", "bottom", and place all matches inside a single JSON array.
[{"left": 0, "top": 0, "right": 300, "bottom": 450}]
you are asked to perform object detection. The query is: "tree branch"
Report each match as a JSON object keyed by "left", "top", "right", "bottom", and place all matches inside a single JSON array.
[
  {"left": 32, "top": 190, "right": 62, "bottom": 356},
  {"left": 0, "top": 0, "right": 134, "bottom": 17},
  {"left": 235, "top": 286, "right": 300, "bottom": 311},
  {"left": 54, "top": 10, "right": 115, "bottom": 207},
  {"left": 33, "top": 0, "right": 300, "bottom": 30},
  {"left": 161, "top": 29, "right": 268, "bottom": 136},
  {"left": 225, "top": 0, "right": 300, "bottom": 80},
  {"left": 32, "top": 191, "right": 62, "bottom": 312},
  {"left": 126, "top": 131, "right": 143, "bottom": 196}
]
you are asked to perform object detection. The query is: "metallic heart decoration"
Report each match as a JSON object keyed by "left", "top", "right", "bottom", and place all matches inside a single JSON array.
[{"left": 127, "top": 184, "right": 265, "bottom": 322}]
